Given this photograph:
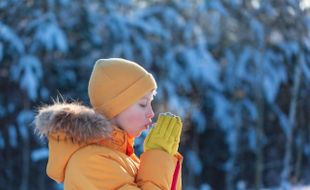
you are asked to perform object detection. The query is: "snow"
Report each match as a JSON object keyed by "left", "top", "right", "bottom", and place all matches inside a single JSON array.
[
  {"left": 236, "top": 47, "right": 251, "bottom": 80},
  {"left": 262, "top": 51, "right": 288, "bottom": 103},
  {"left": 236, "top": 180, "right": 247, "bottom": 190},
  {"left": 300, "top": 54, "right": 310, "bottom": 80},
  {"left": 273, "top": 104, "right": 290, "bottom": 137},
  {"left": 7, "top": 102, "right": 16, "bottom": 113},
  {"left": 186, "top": 150, "right": 202, "bottom": 175},
  {"left": 31, "top": 148, "right": 49, "bottom": 162},
  {"left": 0, "top": 131, "right": 5, "bottom": 149},
  {"left": 212, "top": 93, "right": 234, "bottom": 130},
  {"left": 8, "top": 125, "right": 17, "bottom": 148},
  {"left": 10, "top": 55, "right": 43, "bottom": 101},
  {"left": 248, "top": 127, "right": 257, "bottom": 151},
  {"left": 227, "top": 127, "right": 238, "bottom": 154},
  {"left": 208, "top": 1, "right": 228, "bottom": 16},
  {"left": 54, "top": 183, "right": 64, "bottom": 190},
  {"left": 200, "top": 184, "right": 212, "bottom": 190},
  {"left": 242, "top": 99, "right": 258, "bottom": 121},
  {"left": 269, "top": 30, "right": 284, "bottom": 44},
  {"left": 34, "top": 14, "right": 68, "bottom": 53},
  {"left": 1, "top": 0, "right": 310, "bottom": 189},
  {"left": 58, "top": 0, "right": 70, "bottom": 6},
  {"left": 0, "top": 105, "right": 5, "bottom": 118},
  {"left": 17, "top": 110, "right": 34, "bottom": 140},
  {"left": 228, "top": 0, "right": 242, "bottom": 7},
  {"left": 132, "top": 35, "right": 153, "bottom": 67},
  {"left": 0, "top": 42, "right": 3, "bottom": 62},
  {"left": 167, "top": 94, "right": 192, "bottom": 117},
  {"left": 191, "top": 107, "right": 207, "bottom": 134},
  {"left": 300, "top": 0, "right": 310, "bottom": 10},
  {"left": 279, "top": 41, "right": 300, "bottom": 59},
  {"left": 0, "top": 22, "right": 25, "bottom": 53},
  {"left": 250, "top": 18, "right": 264, "bottom": 45},
  {"left": 183, "top": 47, "right": 222, "bottom": 90},
  {"left": 305, "top": 144, "right": 310, "bottom": 158},
  {"left": 251, "top": 0, "right": 260, "bottom": 9},
  {"left": 40, "top": 87, "right": 50, "bottom": 100}
]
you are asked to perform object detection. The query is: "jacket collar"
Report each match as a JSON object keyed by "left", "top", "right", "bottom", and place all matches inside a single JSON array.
[{"left": 97, "top": 126, "right": 134, "bottom": 156}]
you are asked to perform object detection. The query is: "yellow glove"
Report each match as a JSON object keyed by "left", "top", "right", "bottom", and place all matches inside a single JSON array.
[{"left": 144, "top": 112, "right": 182, "bottom": 155}]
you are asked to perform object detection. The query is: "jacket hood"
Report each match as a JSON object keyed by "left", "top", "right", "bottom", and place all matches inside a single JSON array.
[
  {"left": 34, "top": 102, "right": 113, "bottom": 182},
  {"left": 34, "top": 102, "right": 112, "bottom": 143}
]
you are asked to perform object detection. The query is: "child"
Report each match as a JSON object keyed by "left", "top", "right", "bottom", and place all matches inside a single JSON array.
[{"left": 34, "top": 58, "right": 183, "bottom": 190}]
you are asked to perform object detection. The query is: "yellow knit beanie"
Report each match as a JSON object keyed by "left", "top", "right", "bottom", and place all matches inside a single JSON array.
[{"left": 88, "top": 58, "right": 157, "bottom": 119}]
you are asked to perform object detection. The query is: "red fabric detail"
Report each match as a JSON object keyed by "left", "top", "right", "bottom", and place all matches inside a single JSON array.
[
  {"left": 126, "top": 140, "right": 134, "bottom": 156},
  {"left": 126, "top": 137, "right": 134, "bottom": 156},
  {"left": 171, "top": 160, "right": 180, "bottom": 190}
]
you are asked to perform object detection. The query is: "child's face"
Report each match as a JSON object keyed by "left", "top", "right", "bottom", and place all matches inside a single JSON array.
[{"left": 111, "top": 91, "right": 155, "bottom": 138}]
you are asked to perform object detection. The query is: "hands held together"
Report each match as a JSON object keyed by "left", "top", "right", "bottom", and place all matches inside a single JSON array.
[{"left": 144, "top": 112, "right": 183, "bottom": 155}]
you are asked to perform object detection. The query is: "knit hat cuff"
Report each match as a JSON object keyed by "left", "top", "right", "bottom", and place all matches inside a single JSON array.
[{"left": 94, "top": 74, "right": 156, "bottom": 119}]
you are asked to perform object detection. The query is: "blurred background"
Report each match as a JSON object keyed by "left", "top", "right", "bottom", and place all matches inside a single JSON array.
[{"left": 1, "top": 0, "right": 310, "bottom": 189}]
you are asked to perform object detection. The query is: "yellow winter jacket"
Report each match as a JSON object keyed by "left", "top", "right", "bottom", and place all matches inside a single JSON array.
[{"left": 34, "top": 103, "right": 182, "bottom": 190}]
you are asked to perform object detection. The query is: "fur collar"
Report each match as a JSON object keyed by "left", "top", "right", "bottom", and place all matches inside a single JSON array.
[{"left": 34, "top": 102, "right": 112, "bottom": 143}]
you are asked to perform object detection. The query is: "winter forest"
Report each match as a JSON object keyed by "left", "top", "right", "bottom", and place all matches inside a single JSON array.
[{"left": 1, "top": 0, "right": 310, "bottom": 189}]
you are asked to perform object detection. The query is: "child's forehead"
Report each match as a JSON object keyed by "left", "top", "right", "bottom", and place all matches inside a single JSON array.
[{"left": 141, "top": 91, "right": 156, "bottom": 101}]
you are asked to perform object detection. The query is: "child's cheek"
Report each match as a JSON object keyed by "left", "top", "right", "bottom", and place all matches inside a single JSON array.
[{"left": 126, "top": 113, "right": 144, "bottom": 126}]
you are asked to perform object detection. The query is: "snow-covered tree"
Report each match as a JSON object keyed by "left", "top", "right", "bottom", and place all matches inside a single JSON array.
[{"left": 0, "top": 0, "right": 309, "bottom": 189}]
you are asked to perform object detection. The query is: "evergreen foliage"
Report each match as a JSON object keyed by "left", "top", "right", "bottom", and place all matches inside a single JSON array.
[{"left": 0, "top": 0, "right": 309, "bottom": 189}]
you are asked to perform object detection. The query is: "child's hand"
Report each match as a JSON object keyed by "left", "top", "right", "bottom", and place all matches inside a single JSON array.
[{"left": 143, "top": 112, "right": 182, "bottom": 155}]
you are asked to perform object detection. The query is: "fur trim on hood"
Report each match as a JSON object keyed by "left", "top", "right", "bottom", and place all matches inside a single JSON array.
[{"left": 34, "top": 102, "right": 112, "bottom": 143}]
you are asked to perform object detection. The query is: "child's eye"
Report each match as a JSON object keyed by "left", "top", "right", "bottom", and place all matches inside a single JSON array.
[{"left": 139, "top": 104, "right": 147, "bottom": 108}]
